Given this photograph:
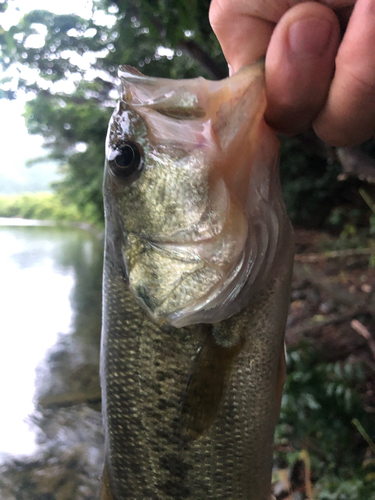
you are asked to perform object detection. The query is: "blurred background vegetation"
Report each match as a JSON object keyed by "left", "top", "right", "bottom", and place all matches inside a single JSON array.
[
  {"left": 0, "top": 0, "right": 374, "bottom": 499},
  {"left": 1, "top": 0, "right": 375, "bottom": 231}
]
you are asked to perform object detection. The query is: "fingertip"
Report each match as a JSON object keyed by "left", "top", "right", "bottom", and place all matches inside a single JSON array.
[
  {"left": 265, "top": 2, "right": 341, "bottom": 135},
  {"left": 312, "top": 0, "right": 375, "bottom": 147},
  {"left": 209, "top": 0, "right": 275, "bottom": 73}
]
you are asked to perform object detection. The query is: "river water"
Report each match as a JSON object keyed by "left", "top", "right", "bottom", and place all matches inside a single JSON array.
[{"left": 0, "top": 223, "right": 104, "bottom": 499}]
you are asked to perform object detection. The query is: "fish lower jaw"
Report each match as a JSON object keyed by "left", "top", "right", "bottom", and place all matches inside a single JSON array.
[
  {"left": 129, "top": 247, "right": 247, "bottom": 328},
  {"left": 127, "top": 209, "right": 249, "bottom": 327},
  {"left": 164, "top": 251, "right": 247, "bottom": 327}
]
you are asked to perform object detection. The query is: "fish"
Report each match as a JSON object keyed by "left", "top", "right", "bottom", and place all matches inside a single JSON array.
[{"left": 100, "top": 62, "right": 294, "bottom": 500}]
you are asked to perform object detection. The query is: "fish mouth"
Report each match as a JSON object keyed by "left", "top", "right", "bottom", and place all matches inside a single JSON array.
[{"left": 125, "top": 192, "right": 250, "bottom": 327}]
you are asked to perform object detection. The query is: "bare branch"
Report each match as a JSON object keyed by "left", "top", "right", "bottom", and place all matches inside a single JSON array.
[
  {"left": 295, "top": 247, "right": 375, "bottom": 263},
  {"left": 286, "top": 307, "right": 362, "bottom": 340},
  {"left": 351, "top": 320, "right": 375, "bottom": 360},
  {"left": 178, "top": 39, "right": 226, "bottom": 79}
]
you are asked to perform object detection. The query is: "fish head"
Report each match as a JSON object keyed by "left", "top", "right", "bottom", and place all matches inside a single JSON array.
[{"left": 104, "top": 63, "right": 290, "bottom": 327}]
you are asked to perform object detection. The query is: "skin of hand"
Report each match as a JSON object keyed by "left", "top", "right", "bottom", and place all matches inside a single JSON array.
[{"left": 209, "top": 0, "right": 375, "bottom": 147}]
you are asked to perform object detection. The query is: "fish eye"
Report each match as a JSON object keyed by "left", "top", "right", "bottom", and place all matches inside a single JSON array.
[{"left": 109, "top": 141, "right": 143, "bottom": 179}]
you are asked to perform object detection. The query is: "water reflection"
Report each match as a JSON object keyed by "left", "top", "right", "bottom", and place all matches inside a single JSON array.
[{"left": 0, "top": 224, "right": 104, "bottom": 499}]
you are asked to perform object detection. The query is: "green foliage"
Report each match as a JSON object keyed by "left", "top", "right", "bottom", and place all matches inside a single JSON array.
[
  {"left": 276, "top": 343, "right": 375, "bottom": 499},
  {"left": 0, "top": 0, "right": 226, "bottom": 222},
  {"left": 279, "top": 135, "right": 344, "bottom": 227},
  {"left": 0, "top": 192, "right": 98, "bottom": 223},
  {"left": 315, "top": 474, "right": 375, "bottom": 500},
  {"left": 23, "top": 85, "right": 111, "bottom": 219}
]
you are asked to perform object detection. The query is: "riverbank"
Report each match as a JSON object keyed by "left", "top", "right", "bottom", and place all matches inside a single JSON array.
[
  {"left": 0, "top": 192, "right": 101, "bottom": 227},
  {"left": 0, "top": 193, "right": 103, "bottom": 237},
  {"left": 0, "top": 217, "right": 103, "bottom": 240}
]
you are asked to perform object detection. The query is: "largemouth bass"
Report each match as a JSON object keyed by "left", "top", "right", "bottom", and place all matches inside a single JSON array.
[{"left": 100, "top": 63, "right": 294, "bottom": 500}]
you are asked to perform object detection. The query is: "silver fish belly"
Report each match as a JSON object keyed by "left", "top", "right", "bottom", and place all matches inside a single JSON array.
[{"left": 100, "top": 63, "right": 294, "bottom": 500}]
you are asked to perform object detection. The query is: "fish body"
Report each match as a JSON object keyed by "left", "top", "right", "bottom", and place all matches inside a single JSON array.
[{"left": 100, "top": 64, "right": 294, "bottom": 500}]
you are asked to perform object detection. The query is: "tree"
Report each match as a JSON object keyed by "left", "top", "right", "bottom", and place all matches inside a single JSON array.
[{"left": 0, "top": 0, "right": 226, "bottom": 222}]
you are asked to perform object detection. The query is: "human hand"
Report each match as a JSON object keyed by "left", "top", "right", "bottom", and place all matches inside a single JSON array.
[{"left": 209, "top": 0, "right": 375, "bottom": 146}]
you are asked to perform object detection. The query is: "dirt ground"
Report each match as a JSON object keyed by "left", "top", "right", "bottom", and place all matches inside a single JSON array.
[
  {"left": 288, "top": 230, "right": 375, "bottom": 411},
  {"left": 275, "top": 229, "right": 375, "bottom": 499}
]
